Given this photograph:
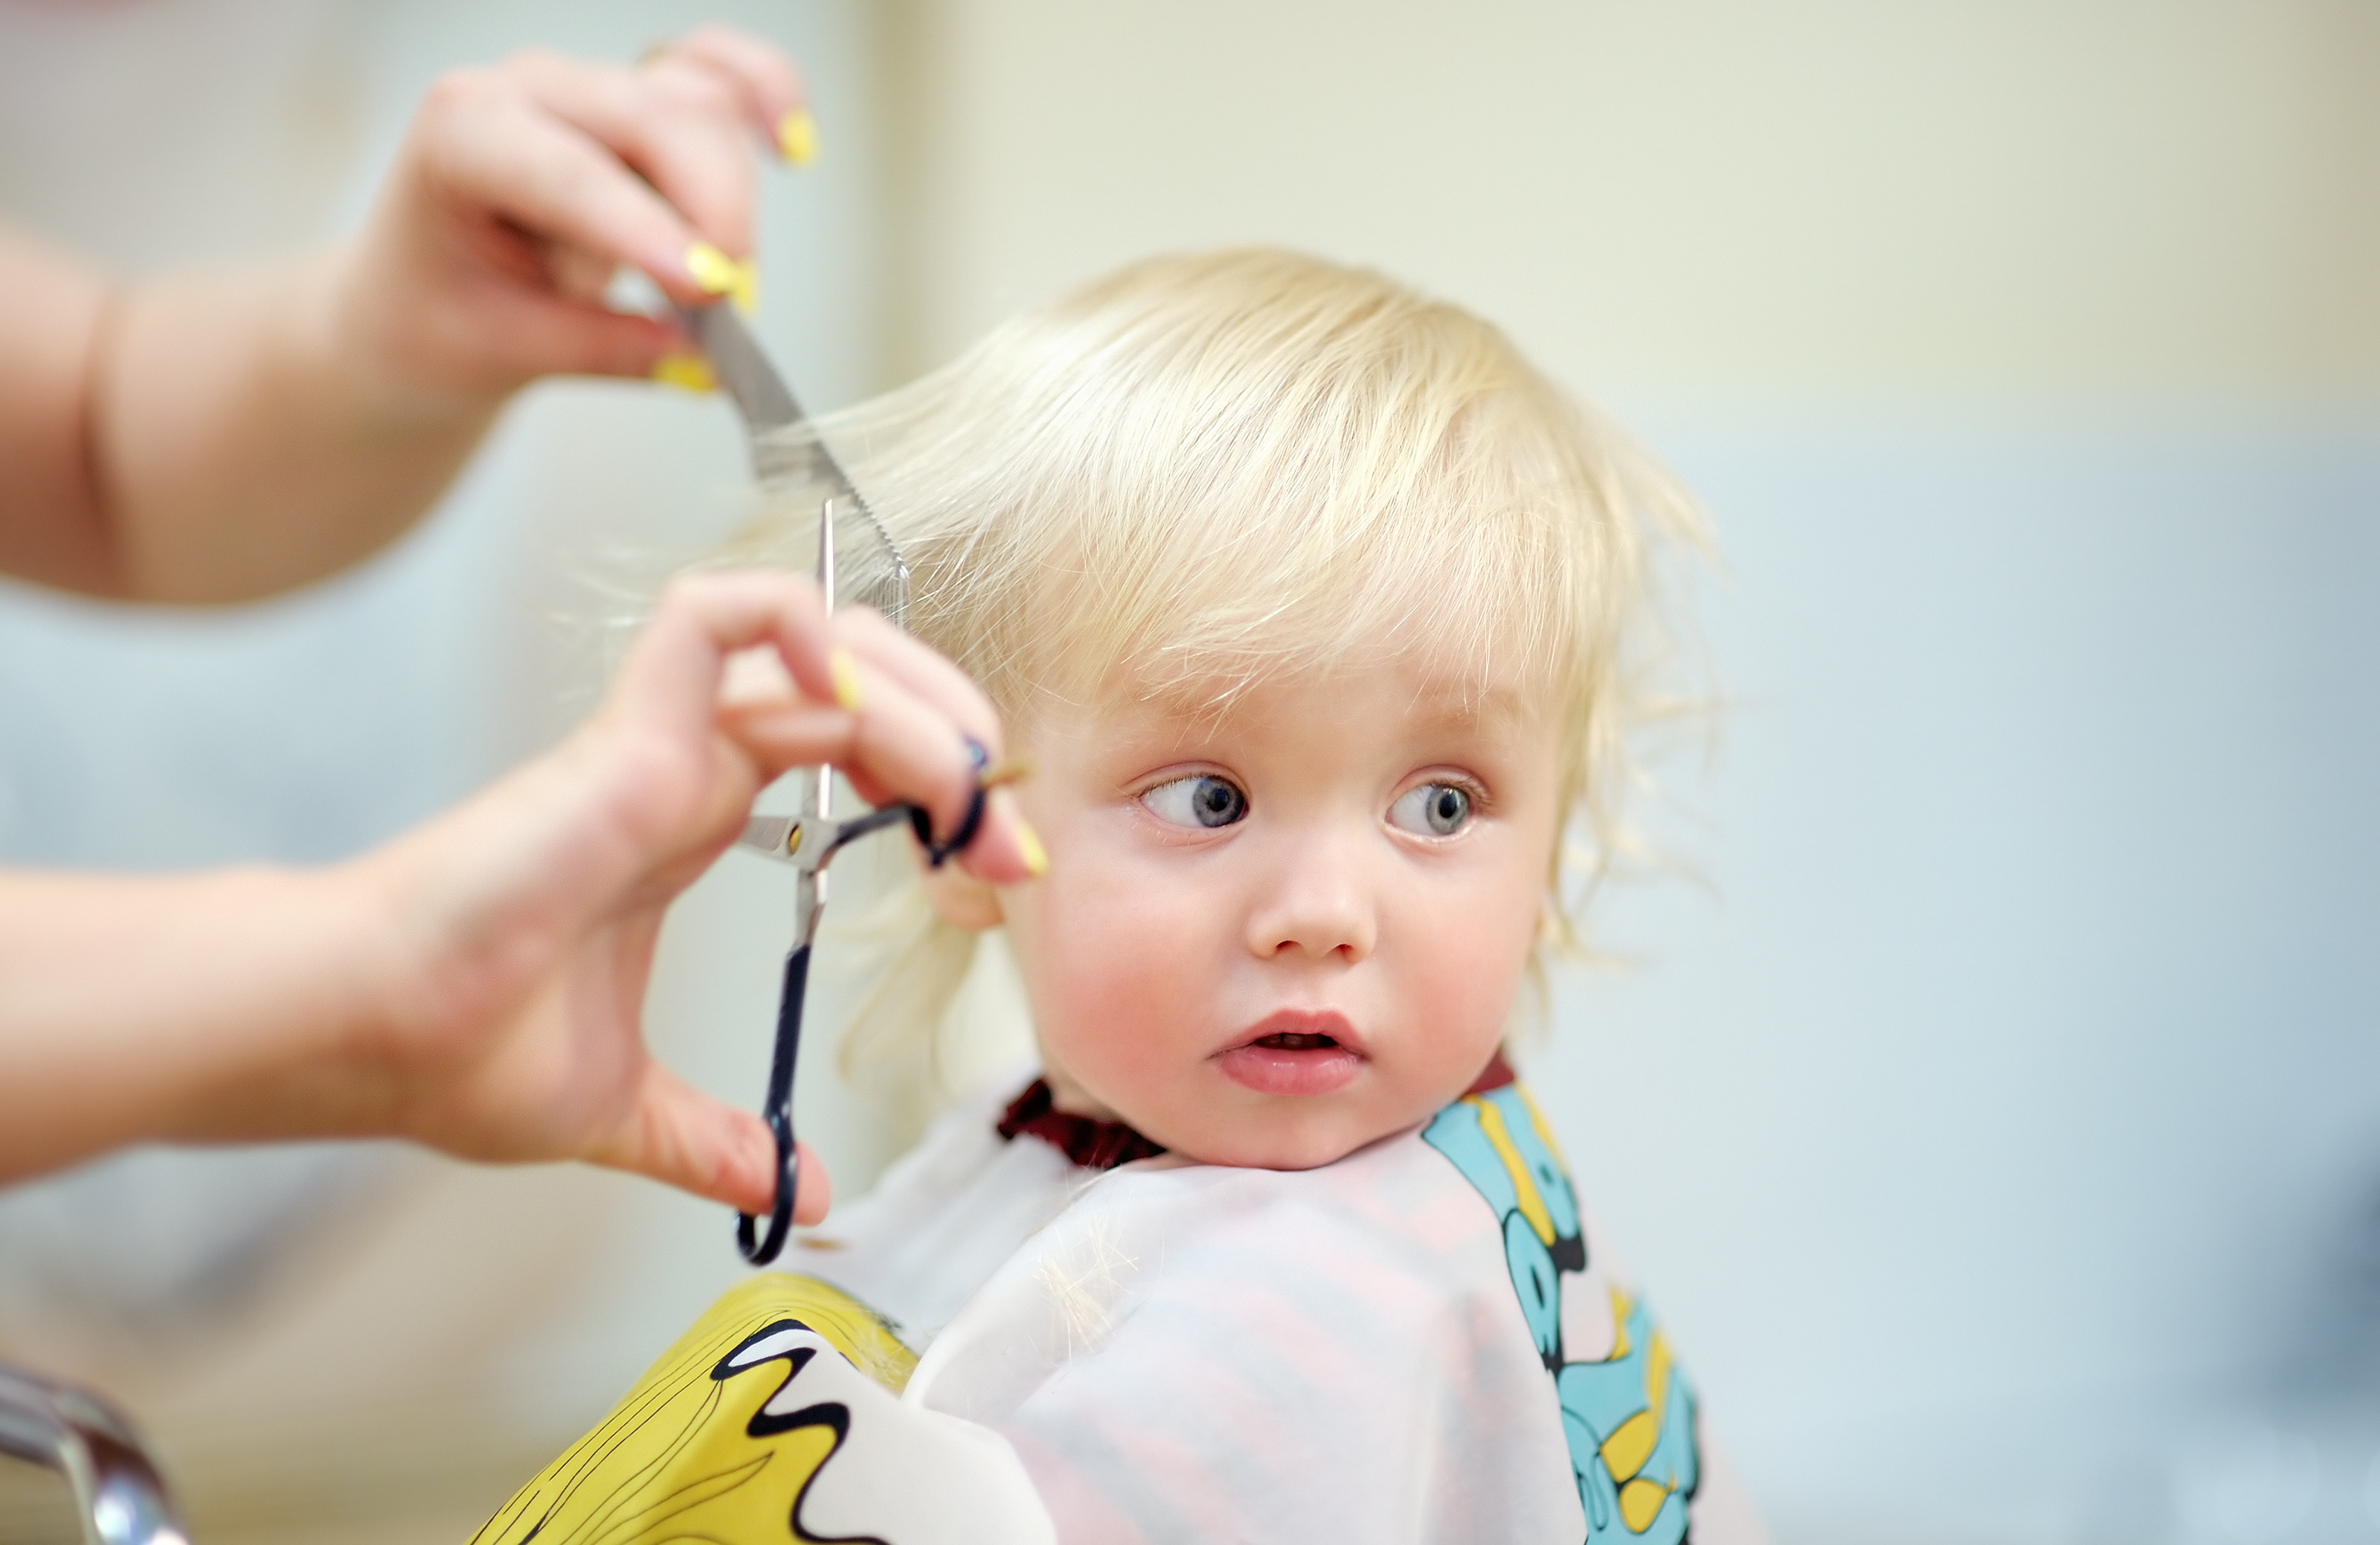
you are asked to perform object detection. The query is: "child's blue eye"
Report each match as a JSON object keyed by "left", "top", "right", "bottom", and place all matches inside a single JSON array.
[
  {"left": 1141, "top": 774, "right": 1249, "bottom": 829},
  {"left": 1389, "top": 783, "right": 1473, "bottom": 837}
]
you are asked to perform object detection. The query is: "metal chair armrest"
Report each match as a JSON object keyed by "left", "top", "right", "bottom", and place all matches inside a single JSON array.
[{"left": 0, "top": 1364, "right": 187, "bottom": 1545}]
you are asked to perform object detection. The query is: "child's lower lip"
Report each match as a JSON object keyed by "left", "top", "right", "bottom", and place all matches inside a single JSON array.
[{"left": 1215, "top": 1041, "right": 1364, "bottom": 1096}]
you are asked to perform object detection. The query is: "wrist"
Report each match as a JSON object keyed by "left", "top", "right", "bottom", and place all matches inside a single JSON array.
[
  {"left": 169, "top": 846, "right": 504, "bottom": 1149},
  {"left": 308, "top": 238, "right": 512, "bottom": 432},
  {"left": 339, "top": 731, "right": 650, "bottom": 1135}
]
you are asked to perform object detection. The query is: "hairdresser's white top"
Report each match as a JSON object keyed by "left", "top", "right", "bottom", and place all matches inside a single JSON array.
[{"left": 788, "top": 1073, "right": 1763, "bottom": 1545}]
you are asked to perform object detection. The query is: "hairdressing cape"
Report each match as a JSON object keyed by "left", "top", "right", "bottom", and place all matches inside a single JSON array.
[{"left": 470, "top": 1078, "right": 1765, "bottom": 1545}]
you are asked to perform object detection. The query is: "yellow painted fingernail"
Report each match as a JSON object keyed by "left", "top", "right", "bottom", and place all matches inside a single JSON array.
[
  {"left": 730, "top": 257, "right": 759, "bottom": 317},
  {"left": 685, "top": 240, "right": 739, "bottom": 295},
  {"left": 650, "top": 353, "right": 716, "bottom": 393},
  {"left": 778, "top": 109, "right": 818, "bottom": 167},
  {"left": 829, "top": 648, "right": 863, "bottom": 711},
  {"left": 1014, "top": 818, "right": 1049, "bottom": 878}
]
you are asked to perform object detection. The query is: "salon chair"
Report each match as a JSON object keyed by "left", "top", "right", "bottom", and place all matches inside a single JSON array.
[{"left": 0, "top": 1363, "right": 186, "bottom": 1545}]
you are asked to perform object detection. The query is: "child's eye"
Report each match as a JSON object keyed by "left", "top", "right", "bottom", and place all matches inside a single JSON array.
[
  {"left": 1141, "top": 774, "right": 1250, "bottom": 829},
  {"left": 1389, "top": 783, "right": 1473, "bottom": 837}
]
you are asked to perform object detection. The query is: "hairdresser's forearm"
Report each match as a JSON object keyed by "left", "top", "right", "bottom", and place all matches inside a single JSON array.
[
  {"left": 0, "top": 864, "right": 405, "bottom": 1183},
  {"left": 0, "top": 226, "right": 123, "bottom": 592},
  {"left": 88, "top": 243, "right": 501, "bottom": 603}
]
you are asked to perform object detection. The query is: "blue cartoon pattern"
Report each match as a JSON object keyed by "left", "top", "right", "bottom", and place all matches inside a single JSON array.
[{"left": 1424, "top": 1085, "right": 1699, "bottom": 1544}]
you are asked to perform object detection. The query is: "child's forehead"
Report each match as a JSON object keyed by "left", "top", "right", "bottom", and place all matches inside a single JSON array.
[{"left": 1032, "top": 649, "right": 1553, "bottom": 749}]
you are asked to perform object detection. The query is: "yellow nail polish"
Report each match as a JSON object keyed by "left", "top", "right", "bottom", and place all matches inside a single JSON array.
[
  {"left": 650, "top": 353, "right": 716, "bottom": 393},
  {"left": 685, "top": 240, "right": 739, "bottom": 296},
  {"left": 730, "top": 257, "right": 760, "bottom": 318},
  {"left": 829, "top": 649, "right": 864, "bottom": 711},
  {"left": 778, "top": 109, "right": 818, "bottom": 167},
  {"left": 1014, "top": 818, "right": 1049, "bottom": 878}
]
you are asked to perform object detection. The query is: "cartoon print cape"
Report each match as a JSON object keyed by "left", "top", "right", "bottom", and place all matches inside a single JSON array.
[{"left": 473, "top": 1076, "right": 1755, "bottom": 1545}]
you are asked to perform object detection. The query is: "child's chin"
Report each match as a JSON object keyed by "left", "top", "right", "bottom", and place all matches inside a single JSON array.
[{"left": 1167, "top": 1109, "right": 1409, "bottom": 1172}]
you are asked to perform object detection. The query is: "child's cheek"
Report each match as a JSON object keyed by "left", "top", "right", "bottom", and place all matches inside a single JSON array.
[
  {"left": 1009, "top": 830, "right": 1224, "bottom": 1108},
  {"left": 1395, "top": 845, "right": 1544, "bottom": 1082}
]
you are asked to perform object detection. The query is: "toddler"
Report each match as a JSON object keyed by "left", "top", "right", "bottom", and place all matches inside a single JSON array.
[{"left": 475, "top": 249, "right": 1762, "bottom": 1545}]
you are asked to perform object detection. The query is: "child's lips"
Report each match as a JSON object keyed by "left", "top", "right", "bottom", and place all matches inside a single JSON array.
[{"left": 1215, "top": 1009, "right": 1366, "bottom": 1097}]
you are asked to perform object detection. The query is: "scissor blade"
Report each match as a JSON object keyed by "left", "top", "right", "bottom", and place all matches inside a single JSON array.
[{"left": 738, "top": 814, "right": 801, "bottom": 862}]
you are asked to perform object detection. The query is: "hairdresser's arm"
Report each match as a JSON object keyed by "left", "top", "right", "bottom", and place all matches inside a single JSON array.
[
  {"left": 0, "top": 572, "right": 1039, "bottom": 1210},
  {"left": 0, "top": 26, "right": 808, "bottom": 603}
]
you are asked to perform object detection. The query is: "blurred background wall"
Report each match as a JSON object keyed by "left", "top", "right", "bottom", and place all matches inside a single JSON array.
[{"left": 0, "top": 4, "right": 2373, "bottom": 1544}]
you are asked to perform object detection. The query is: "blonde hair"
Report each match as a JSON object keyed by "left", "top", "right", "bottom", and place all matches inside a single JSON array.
[{"left": 722, "top": 248, "right": 1706, "bottom": 1099}]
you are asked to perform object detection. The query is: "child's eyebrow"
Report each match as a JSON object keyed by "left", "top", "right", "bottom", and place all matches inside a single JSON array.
[
  {"left": 1398, "top": 677, "right": 1539, "bottom": 733},
  {"left": 1084, "top": 665, "right": 1549, "bottom": 751}
]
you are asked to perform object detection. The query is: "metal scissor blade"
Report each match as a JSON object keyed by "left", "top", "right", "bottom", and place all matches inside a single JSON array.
[
  {"left": 737, "top": 814, "right": 801, "bottom": 861},
  {"left": 736, "top": 806, "right": 915, "bottom": 872}
]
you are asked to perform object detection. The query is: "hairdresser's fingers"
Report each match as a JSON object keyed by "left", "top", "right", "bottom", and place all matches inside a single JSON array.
[
  {"left": 623, "top": 573, "right": 1029, "bottom": 878},
  {"left": 652, "top": 25, "right": 808, "bottom": 161},
  {"left": 716, "top": 699, "right": 855, "bottom": 783},
  {"left": 459, "top": 285, "right": 681, "bottom": 381},
  {"left": 832, "top": 607, "right": 1006, "bottom": 757},
  {"left": 826, "top": 651, "right": 988, "bottom": 835},
  {"left": 613, "top": 572, "right": 837, "bottom": 751},
  {"left": 594, "top": 1069, "right": 829, "bottom": 1221},
  {"left": 506, "top": 48, "right": 757, "bottom": 270},
  {"left": 974, "top": 788, "right": 1043, "bottom": 885},
  {"left": 719, "top": 654, "right": 970, "bottom": 828},
  {"left": 614, "top": 571, "right": 991, "bottom": 836},
  {"left": 412, "top": 72, "right": 713, "bottom": 305},
  {"left": 721, "top": 690, "right": 1038, "bottom": 884},
  {"left": 823, "top": 655, "right": 1041, "bottom": 884}
]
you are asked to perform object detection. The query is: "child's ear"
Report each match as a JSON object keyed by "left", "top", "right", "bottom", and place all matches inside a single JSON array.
[{"left": 923, "top": 858, "right": 1005, "bottom": 931}]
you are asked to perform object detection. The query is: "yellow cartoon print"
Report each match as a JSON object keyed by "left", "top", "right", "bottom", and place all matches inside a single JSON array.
[
  {"left": 471, "top": 1274, "right": 1051, "bottom": 1545},
  {"left": 1424, "top": 1083, "right": 1701, "bottom": 1544}
]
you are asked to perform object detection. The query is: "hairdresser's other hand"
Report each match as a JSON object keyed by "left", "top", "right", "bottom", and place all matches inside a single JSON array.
[
  {"left": 338, "top": 25, "right": 808, "bottom": 405},
  {"left": 347, "top": 571, "right": 1038, "bottom": 1217}
]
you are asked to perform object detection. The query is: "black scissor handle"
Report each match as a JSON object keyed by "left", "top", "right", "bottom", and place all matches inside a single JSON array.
[
  {"left": 909, "top": 739, "right": 991, "bottom": 868},
  {"left": 736, "top": 1108, "right": 798, "bottom": 1265},
  {"left": 731, "top": 739, "right": 997, "bottom": 1265},
  {"left": 736, "top": 941, "right": 811, "bottom": 1265}
]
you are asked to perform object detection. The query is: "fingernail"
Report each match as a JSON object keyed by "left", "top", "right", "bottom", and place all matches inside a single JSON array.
[
  {"left": 829, "top": 648, "right": 864, "bottom": 711},
  {"left": 730, "top": 257, "right": 759, "bottom": 318},
  {"left": 778, "top": 109, "right": 818, "bottom": 167},
  {"left": 649, "top": 353, "right": 716, "bottom": 393},
  {"left": 1014, "top": 818, "right": 1049, "bottom": 878},
  {"left": 685, "top": 240, "right": 739, "bottom": 296}
]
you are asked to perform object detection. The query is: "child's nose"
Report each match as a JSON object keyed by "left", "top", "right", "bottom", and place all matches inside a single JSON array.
[{"left": 1242, "top": 827, "right": 1377, "bottom": 963}]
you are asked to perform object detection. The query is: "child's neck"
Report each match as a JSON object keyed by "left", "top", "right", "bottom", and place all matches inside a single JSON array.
[{"left": 1041, "top": 1058, "right": 1125, "bottom": 1122}]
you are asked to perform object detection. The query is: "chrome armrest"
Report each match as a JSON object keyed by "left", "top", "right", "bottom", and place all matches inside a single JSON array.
[{"left": 0, "top": 1364, "right": 187, "bottom": 1545}]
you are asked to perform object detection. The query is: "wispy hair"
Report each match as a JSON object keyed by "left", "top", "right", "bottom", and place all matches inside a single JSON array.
[{"left": 720, "top": 248, "right": 1708, "bottom": 1102}]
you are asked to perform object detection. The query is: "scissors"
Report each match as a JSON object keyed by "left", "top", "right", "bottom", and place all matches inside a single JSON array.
[{"left": 678, "top": 301, "right": 989, "bottom": 1264}]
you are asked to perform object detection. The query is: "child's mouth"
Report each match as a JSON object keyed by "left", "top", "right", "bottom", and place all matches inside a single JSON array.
[
  {"left": 1252, "top": 1031, "right": 1337, "bottom": 1050},
  {"left": 1217, "top": 1012, "right": 1366, "bottom": 1096}
]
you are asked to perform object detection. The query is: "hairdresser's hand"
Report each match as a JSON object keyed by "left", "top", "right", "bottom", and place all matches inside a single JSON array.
[
  {"left": 335, "top": 24, "right": 810, "bottom": 407},
  {"left": 350, "top": 571, "right": 1039, "bottom": 1217},
  {"left": 6, "top": 28, "right": 817, "bottom": 605}
]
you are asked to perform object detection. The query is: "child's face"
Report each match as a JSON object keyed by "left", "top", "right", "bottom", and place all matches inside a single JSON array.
[{"left": 996, "top": 658, "right": 1562, "bottom": 1169}]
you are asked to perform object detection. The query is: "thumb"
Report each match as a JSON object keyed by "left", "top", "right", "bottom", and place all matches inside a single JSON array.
[{"left": 594, "top": 1067, "right": 833, "bottom": 1224}]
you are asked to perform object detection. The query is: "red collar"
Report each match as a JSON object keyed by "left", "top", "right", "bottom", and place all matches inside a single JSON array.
[
  {"left": 997, "top": 1081, "right": 1168, "bottom": 1170},
  {"left": 1467, "top": 1050, "right": 1517, "bottom": 1094},
  {"left": 996, "top": 1051, "right": 1515, "bottom": 1171}
]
